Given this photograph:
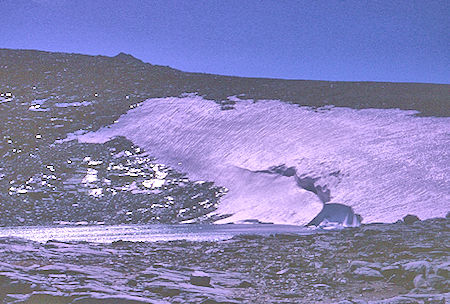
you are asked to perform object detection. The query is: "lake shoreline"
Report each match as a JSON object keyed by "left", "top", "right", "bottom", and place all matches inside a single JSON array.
[
  {"left": 0, "top": 217, "right": 448, "bottom": 303},
  {"left": 0, "top": 223, "right": 317, "bottom": 243}
]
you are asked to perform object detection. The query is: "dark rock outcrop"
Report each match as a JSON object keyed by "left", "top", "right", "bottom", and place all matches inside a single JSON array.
[{"left": 403, "top": 214, "right": 421, "bottom": 225}]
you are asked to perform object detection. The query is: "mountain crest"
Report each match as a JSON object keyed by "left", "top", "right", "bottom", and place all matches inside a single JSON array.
[{"left": 113, "top": 52, "right": 143, "bottom": 64}]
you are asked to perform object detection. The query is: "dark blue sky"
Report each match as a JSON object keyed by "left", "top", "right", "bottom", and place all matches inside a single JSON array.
[{"left": 1, "top": 0, "right": 449, "bottom": 83}]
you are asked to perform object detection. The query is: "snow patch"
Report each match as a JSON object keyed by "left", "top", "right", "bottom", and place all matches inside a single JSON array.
[{"left": 55, "top": 101, "right": 93, "bottom": 107}]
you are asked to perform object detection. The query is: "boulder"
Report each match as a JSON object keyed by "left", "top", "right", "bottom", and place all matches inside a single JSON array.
[
  {"left": 307, "top": 203, "right": 361, "bottom": 227},
  {"left": 403, "top": 214, "right": 420, "bottom": 225},
  {"left": 352, "top": 267, "right": 384, "bottom": 281},
  {"left": 403, "top": 261, "right": 431, "bottom": 276},
  {"left": 350, "top": 261, "right": 382, "bottom": 271},
  {"left": 190, "top": 271, "right": 211, "bottom": 287},
  {"left": 36, "top": 264, "right": 68, "bottom": 274}
]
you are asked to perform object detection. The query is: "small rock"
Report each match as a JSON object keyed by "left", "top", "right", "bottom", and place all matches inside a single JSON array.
[
  {"left": 312, "top": 283, "right": 330, "bottom": 289},
  {"left": 435, "top": 262, "right": 450, "bottom": 278},
  {"left": 381, "top": 265, "right": 402, "bottom": 278},
  {"left": 145, "top": 284, "right": 181, "bottom": 297},
  {"left": 3, "top": 294, "right": 27, "bottom": 303},
  {"left": 276, "top": 268, "right": 290, "bottom": 275},
  {"left": 403, "top": 214, "right": 420, "bottom": 225},
  {"left": 146, "top": 285, "right": 181, "bottom": 297},
  {"left": 367, "top": 295, "right": 418, "bottom": 304},
  {"left": 277, "top": 291, "right": 301, "bottom": 298},
  {"left": 201, "top": 298, "right": 240, "bottom": 304},
  {"left": 352, "top": 300, "right": 368, "bottom": 304},
  {"left": 361, "top": 286, "right": 374, "bottom": 292},
  {"left": 23, "top": 292, "right": 78, "bottom": 304},
  {"left": 389, "top": 293, "right": 447, "bottom": 304},
  {"left": 236, "top": 280, "right": 252, "bottom": 288},
  {"left": 313, "top": 261, "right": 323, "bottom": 269},
  {"left": 426, "top": 274, "right": 448, "bottom": 291},
  {"left": 190, "top": 271, "right": 211, "bottom": 287},
  {"left": 0, "top": 274, "right": 11, "bottom": 285},
  {"left": 2, "top": 280, "right": 34, "bottom": 294},
  {"left": 413, "top": 274, "right": 427, "bottom": 288},
  {"left": 72, "top": 294, "right": 156, "bottom": 303}
]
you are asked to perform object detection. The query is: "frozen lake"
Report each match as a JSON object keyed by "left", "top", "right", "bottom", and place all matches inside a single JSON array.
[{"left": 0, "top": 224, "right": 316, "bottom": 243}]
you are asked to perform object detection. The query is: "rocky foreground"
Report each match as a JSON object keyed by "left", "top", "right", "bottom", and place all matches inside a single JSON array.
[{"left": 0, "top": 217, "right": 448, "bottom": 304}]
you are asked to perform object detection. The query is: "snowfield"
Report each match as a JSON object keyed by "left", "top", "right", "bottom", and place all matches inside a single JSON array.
[{"left": 76, "top": 96, "right": 450, "bottom": 225}]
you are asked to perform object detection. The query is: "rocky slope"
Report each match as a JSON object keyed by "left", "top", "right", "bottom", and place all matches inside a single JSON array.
[{"left": 0, "top": 218, "right": 448, "bottom": 303}]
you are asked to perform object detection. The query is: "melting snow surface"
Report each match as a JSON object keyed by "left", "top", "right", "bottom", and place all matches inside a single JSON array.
[
  {"left": 76, "top": 96, "right": 450, "bottom": 225},
  {"left": 55, "top": 101, "right": 93, "bottom": 107}
]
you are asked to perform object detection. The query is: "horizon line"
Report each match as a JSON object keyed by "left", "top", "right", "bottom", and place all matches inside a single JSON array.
[{"left": 2, "top": 47, "right": 450, "bottom": 85}]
